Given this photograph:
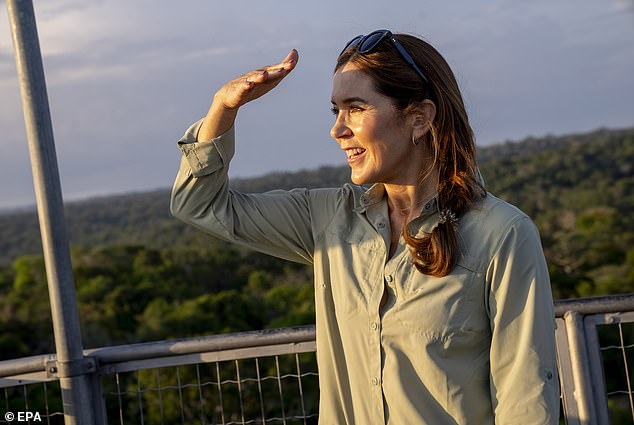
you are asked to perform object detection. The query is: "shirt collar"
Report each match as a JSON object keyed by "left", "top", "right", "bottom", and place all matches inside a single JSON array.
[
  {"left": 353, "top": 183, "right": 385, "bottom": 212},
  {"left": 353, "top": 183, "right": 439, "bottom": 220}
]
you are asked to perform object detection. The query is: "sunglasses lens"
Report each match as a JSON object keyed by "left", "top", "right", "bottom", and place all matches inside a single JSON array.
[
  {"left": 348, "top": 36, "right": 363, "bottom": 49},
  {"left": 340, "top": 35, "right": 363, "bottom": 56},
  {"left": 358, "top": 31, "right": 388, "bottom": 53}
]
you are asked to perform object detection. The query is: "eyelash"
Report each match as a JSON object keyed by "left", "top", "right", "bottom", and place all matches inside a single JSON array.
[{"left": 330, "top": 105, "right": 364, "bottom": 116}]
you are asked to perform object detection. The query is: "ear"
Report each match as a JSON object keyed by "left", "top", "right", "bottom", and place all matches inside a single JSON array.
[{"left": 410, "top": 99, "right": 436, "bottom": 140}]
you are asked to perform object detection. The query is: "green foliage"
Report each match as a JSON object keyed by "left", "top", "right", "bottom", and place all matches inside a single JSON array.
[
  {"left": 480, "top": 128, "right": 634, "bottom": 298},
  {"left": 0, "top": 242, "right": 314, "bottom": 359},
  {"left": 0, "top": 126, "right": 632, "bottom": 361},
  {"left": 0, "top": 256, "right": 54, "bottom": 357}
]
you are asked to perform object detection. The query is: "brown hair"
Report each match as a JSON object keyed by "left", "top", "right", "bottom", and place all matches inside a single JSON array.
[{"left": 335, "top": 33, "right": 486, "bottom": 277}]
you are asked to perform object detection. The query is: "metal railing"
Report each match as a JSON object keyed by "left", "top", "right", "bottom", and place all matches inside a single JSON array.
[
  {"left": 1, "top": 294, "right": 634, "bottom": 424},
  {"left": 555, "top": 295, "right": 634, "bottom": 424},
  {"left": 0, "top": 326, "right": 318, "bottom": 425}
]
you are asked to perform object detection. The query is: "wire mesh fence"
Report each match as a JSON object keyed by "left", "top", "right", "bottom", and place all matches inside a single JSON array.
[
  {"left": 0, "top": 351, "right": 319, "bottom": 425},
  {"left": 2, "top": 297, "right": 634, "bottom": 425},
  {"left": 597, "top": 320, "right": 634, "bottom": 424},
  {"left": 1, "top": 382, "right": 64, "bottom": 424},
  {"left": 101, "top": 352, "right": 319, "bottom": 425}
]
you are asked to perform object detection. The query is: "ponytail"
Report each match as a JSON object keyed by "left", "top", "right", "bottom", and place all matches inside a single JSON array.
[
  {"left": 403, "top": 130, "right": 485, "bottom": 277},
  {"left": 404, "top": 216, "right": 459, "bottom": 277}
]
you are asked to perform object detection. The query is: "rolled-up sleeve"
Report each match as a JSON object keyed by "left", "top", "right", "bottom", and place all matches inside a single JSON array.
[
  {"left": 486, "top": 216, "right": 560, "bottom": 424},
  {"left": 170, "top": 121, "right": 315, "bottom": 264},
  {"left": 176, "top": 119, "right": 234, "bottom": 178}
]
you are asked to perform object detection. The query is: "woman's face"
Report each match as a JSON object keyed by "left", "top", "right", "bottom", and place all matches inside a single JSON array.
[{"left": 330, "top": 62, "right": 422, "bottom": 186}]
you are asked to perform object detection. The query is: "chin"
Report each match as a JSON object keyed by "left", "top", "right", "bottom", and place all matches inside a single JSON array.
[
  {"left": 350, "top": 173, "right": 366, "bottom": 185},
  {"left": 350, "top": 174, "right": 375, "bottom": 186},
  {"left": 350, "top": 166, "right": 379, "bottom": 185}
]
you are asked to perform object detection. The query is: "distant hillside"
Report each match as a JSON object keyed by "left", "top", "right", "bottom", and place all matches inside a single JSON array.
[
  {"left": 0, "top": 165, "right": 351, "bottom": 266},
  {"left": 0, "top": 126, "right": 632, "bottom": 362},
  {"left": 0, "top": 126, "right": 632, "bottom": 274}
]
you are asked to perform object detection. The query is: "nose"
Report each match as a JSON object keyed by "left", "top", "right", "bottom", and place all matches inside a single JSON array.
[{"left": 330, "top": 113, "right": 353, "bottom": 142}]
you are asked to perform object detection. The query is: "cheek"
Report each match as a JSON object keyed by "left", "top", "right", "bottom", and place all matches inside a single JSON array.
[
  {"left": 349, "top": 114, "right": 368, "bottom": 135},
  {"left": 355, "top": 115, "right": 385, "bottom": 144}
]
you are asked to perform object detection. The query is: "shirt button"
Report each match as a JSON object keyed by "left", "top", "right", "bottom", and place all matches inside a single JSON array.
[
  {"left": 370, "top": 322, "right": 378, "bottom": 330},
  {"left": 546, "top": 371, "right": 553, "bottom": 380},
  {"left": 377, "top": 221, "right": 385, "bottom": 229},
  {"left": 385, "top": 275, "right": 393, "bottom": 283},
  {"left": 372, "top": 377, "right": 380, "bottom": 386}
]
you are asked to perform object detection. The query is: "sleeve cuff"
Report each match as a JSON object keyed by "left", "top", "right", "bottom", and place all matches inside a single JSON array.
[{"left": 177, "top": 119, "right": 236, "bottom": 177}]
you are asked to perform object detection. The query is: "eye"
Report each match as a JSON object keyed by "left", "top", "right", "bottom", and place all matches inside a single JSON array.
[
  {"left": 330, "top": 106, "right": 339, "bottom": 116},
  {"left": 349, "top": 105, "right": 364, "bottom": 113}
]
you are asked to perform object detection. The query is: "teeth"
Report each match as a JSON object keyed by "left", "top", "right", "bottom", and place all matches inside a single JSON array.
[{"left": 347, "top": 148, "right": 365, "bottom": 158}]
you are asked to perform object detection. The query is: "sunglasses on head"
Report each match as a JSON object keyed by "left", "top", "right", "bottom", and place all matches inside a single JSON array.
[{"left": 340, "top": 29, "right": 430, "bottom": 86}]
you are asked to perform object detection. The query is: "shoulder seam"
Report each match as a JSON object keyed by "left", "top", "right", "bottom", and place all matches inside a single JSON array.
[
  {"left": 487, "top": 215, "right": 532, "bottom": 269},
  {"left": 312, "top": 186, "right": 348, "bottom": 241}
]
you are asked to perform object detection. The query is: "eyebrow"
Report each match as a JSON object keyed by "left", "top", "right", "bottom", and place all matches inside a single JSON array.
[{"left": 330, "top": 96, "right": 369, "bottom": 105}]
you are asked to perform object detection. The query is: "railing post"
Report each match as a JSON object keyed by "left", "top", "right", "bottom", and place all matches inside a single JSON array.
[
  {"left": 564, "top": 311, "right": 599, "bottom": 425},
  {"left": 5, "top": 1, "right": 96, "bottom": 424}
]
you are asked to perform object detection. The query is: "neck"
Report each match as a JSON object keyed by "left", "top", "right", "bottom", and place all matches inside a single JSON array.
[
  {"left": 382, "top": 149, "right": 440, "bottom": 221},
  {"left": 384, "top": 172, "right": 437, "bottom": 221}
]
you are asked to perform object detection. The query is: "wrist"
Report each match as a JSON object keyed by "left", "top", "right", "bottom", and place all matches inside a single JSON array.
[
  {"left": 197, "top": 98, "right": 238, "bottom": 142},
  {"left": 213, "top": 92, "right": 238, "bottom": 112}
]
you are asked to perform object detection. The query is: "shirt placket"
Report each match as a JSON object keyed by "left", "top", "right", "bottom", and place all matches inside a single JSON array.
[
  {"left": 363, "top": 199, "right": 389, "bottom": 424},
  {"left": 368, "top": 210, "right": 413, "bottom": 423},
  {"left": 361, "top": 190, "right": 438, "bottom": 424},
  {"left": 380, "top": 238, "right": 407, "bottom": 422}
]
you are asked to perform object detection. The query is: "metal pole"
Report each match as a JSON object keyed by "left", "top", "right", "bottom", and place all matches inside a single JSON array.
[
  {"left": 5, "top": 1, "right": 95, "bottom": 424},
  {"left": 564, "top": 311, "right": 599, "bottom": 425}
]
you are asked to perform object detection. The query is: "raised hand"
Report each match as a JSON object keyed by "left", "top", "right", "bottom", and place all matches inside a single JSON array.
[
  {"left": 218, "top": 49, "right": 298, "bottom": 110},
  {"left": 198, "top": 50, "right": 299, "bottom": 141}
]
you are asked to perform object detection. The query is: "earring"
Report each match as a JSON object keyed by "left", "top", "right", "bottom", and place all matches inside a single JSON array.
[{"left": 412, "top": 135, "right": 419, "bottom": 146}]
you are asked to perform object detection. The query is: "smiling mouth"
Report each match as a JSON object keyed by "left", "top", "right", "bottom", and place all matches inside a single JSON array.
[{"left": 346, "top": 147, "right": 366, "bottom": 160}]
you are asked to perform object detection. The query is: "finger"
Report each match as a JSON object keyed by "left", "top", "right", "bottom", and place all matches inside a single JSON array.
[
  {"left": 248, "top": 68, "right": 287, "bottom": 85},
  {"left": 266, "top": 49, "right": 298, "bottom": 72},
  {"left": 265, "top": 67, "right": 288, "bottom": 78},
  {"left": 245, "top": 70, "right": 268, "bottom": 84},
  {"left": 282, "top": 49, "right": 298, "bottom": 66}
]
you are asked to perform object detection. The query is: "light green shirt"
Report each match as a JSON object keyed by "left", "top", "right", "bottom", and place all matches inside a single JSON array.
[{"left": 171, "top": 121, "right": 560, "bottom": 424}]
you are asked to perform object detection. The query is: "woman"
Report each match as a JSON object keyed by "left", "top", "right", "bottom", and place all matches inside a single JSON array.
[{"left": 171, "top": 30, "right": 560, "bottom": 424}]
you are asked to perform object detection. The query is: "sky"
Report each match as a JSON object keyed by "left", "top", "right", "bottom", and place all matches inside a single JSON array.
[{"left": 0, "top": 0, "right": 633, "bottom": 210}]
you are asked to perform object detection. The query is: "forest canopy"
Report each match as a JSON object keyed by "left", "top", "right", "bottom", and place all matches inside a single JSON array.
[{"left": 0, "top": 126, "right": 632, "bottom": 359}]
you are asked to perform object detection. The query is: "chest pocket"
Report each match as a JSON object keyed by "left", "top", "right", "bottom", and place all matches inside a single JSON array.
[
  {"left": 396, "top": 256, "right": 488, "bottom": 339},
  {"left": 324, "top": 218, "right": 383, "bottom": 314}
]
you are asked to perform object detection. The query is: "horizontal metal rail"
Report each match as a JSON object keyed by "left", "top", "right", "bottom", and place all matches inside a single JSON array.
[
  {"left": 554, "top": 294, "right": 634, "bottom": 317},
  {"left": 0, "top": 325, "right": 316, "bottom": 379},
  {"left": 4, "top": 294, "right": 634, "bottom": 378}
]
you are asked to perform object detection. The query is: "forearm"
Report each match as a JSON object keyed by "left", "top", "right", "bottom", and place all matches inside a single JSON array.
[
  {"left": 171, "top": 121, "right": 315, "bottom": 264},
  {"left": 170, "top": 120, "right": 233, "bottom": 223}
]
